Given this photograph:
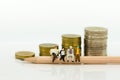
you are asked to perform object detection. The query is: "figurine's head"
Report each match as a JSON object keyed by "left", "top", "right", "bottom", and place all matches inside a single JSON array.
[
  {"left": 69, "top": 46, "right": 72, "bottom": 49},
  {"left": 77, "top": 45, "right": 80, "bottom": 49},
  {"left": 54, "top": 46, "right": 58, "bottom": 49},
  {"left": 62, "top": 47, "right": 64, "bottom": 50}
]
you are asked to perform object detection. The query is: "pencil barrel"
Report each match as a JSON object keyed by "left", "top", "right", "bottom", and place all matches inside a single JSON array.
[{"left": 24, "top": 56, "right": 120, "bottom": 64}]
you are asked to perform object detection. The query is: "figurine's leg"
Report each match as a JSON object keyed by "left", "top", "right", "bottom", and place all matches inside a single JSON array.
[
  {"left": 61, "top": 55, "right": 65, "bottom": 62},
  {"left": 63, "top": 55, "right": 65, "bottom": 62},
  {"left": 75, "top": 54, "right": 80, "bottom": 62},
  {"left": 61, "top": 55, "right": 63, "bottom": 61},
  {"left": 75, "top": 54, "right": 77, "bottom": 62},
  {"left": 52, "top": 53, "right": 57, "bottom": 62},
  {"left": 78, "top": 54, "right": 80, "bottom": 62},
  {"left": 66, "top": 54, "right": 69, "bottom": 62},
  {"left": 60, "top": 55, "right": 62, "bottom": 60},
  {"left": 71, "top": 54, "right": 75, "bottom": 62}
]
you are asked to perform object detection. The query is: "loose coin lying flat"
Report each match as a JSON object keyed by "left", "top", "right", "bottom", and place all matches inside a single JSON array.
[{"left": 15, "top": 51, "right": 35, "bottom": 60}]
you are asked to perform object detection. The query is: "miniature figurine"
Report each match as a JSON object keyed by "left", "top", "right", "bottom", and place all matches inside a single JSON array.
[
  {"left": 66, "top": 46, "right": 75, "bottom": 62},
  {"left": 75, "top": 46, "right": 80, "bottom": 62},
  {"left": 59, "top": 47, "right": 66, "bottom": 62},
  {"left": 50, "top": 46, "right": 59, "bottom": 62}
]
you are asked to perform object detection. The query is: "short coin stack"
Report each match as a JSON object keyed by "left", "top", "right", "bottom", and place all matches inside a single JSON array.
[
  {"left": 39, "top": 43, "right": 58, "bottom": 56},
  {"left": 62, "top": 34, "right": 81, "bottom": 54},
  {"left": 84, "top": 27, "right": 108, "bottom": 56}
]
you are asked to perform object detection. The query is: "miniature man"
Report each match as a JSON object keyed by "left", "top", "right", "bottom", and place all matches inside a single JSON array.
[
  {"left": 75, "top": 46, "right": 80, "bottom": 62},
  {"left": 59, "top": 47, "right": 66, "bottom": 62},
  {"left": 50, "top": 46, "right": 59, "bottom": 62},
  {"left": 66, "top": 46, "right": 75, "bottom": 62}
]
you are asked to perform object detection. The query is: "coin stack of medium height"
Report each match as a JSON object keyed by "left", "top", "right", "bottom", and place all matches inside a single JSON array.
[
  {"left": 62, "top": 34, "right": 81, "bottom": 54},
  {"left": 39, "top": 43, "right": 58, "bottom": 56},
  {"left": 84, "top": 27, "right": 108, "bottom": 56}
]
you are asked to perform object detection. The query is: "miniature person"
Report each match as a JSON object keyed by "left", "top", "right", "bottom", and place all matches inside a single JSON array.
[
  {"left": 66, "top": 46, "right": 75, "bottom": 62},
  {"left": 59, "top": 47, "right": 66, "bottom": 62},
  {"left": 75, "top": 46, "right": 80, "bottom": 62},
  {"left": 50, "top": 46, "right": 59, "bottom": 62}
]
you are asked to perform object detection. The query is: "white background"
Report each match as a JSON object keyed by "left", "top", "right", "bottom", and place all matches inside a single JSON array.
[{"left": 0, "top": 0, "right": 120, "bottom": 80}]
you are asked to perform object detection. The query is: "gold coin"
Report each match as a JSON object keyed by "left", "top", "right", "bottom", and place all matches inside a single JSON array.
[
  {"left": 85, "top": 27, "right": 108, "bottom": 34},
  {"left": 62, "top": 34, "right": 81, "bottom": 38},
  {"left": 15, "top": 51, "right": 35, "bottom": 60}
]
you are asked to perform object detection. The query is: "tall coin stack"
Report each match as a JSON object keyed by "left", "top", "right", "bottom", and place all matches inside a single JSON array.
[
  {"left": 84, "top": 27, "right": 108, "bottom": 56},
  {"left": 39, "top": 43, "right": 58, "bottom": 56},
  {"left": 62, "top": 34, "right": 81, "bottom": 54}
]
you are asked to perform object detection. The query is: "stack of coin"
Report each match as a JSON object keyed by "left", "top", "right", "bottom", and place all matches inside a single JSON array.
[
  {"left": 84, "top": 27, "right": 108, "bottom": 56},
  {"left": 62, "top": 34, "right": 81, "bottom": 54},
  {"left": 39, "top": 43, "right": 58, "bottom": 56},
  {"left": 15, "top": 51, "right": 35, "bottom": 60}
]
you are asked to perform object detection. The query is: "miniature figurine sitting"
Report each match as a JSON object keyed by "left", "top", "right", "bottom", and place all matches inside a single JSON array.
[
  {"left": 75, "top": 46, "right": 80, "bottom": 62},
  {"left": 50, "top": 46, "right": 59, "bottom": 62},
  {"left": 66, "top": 46, "right": 75, "bottom": 62},
  {"left": 59, "top": 48, "right": 66, "bottom": 62}
]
